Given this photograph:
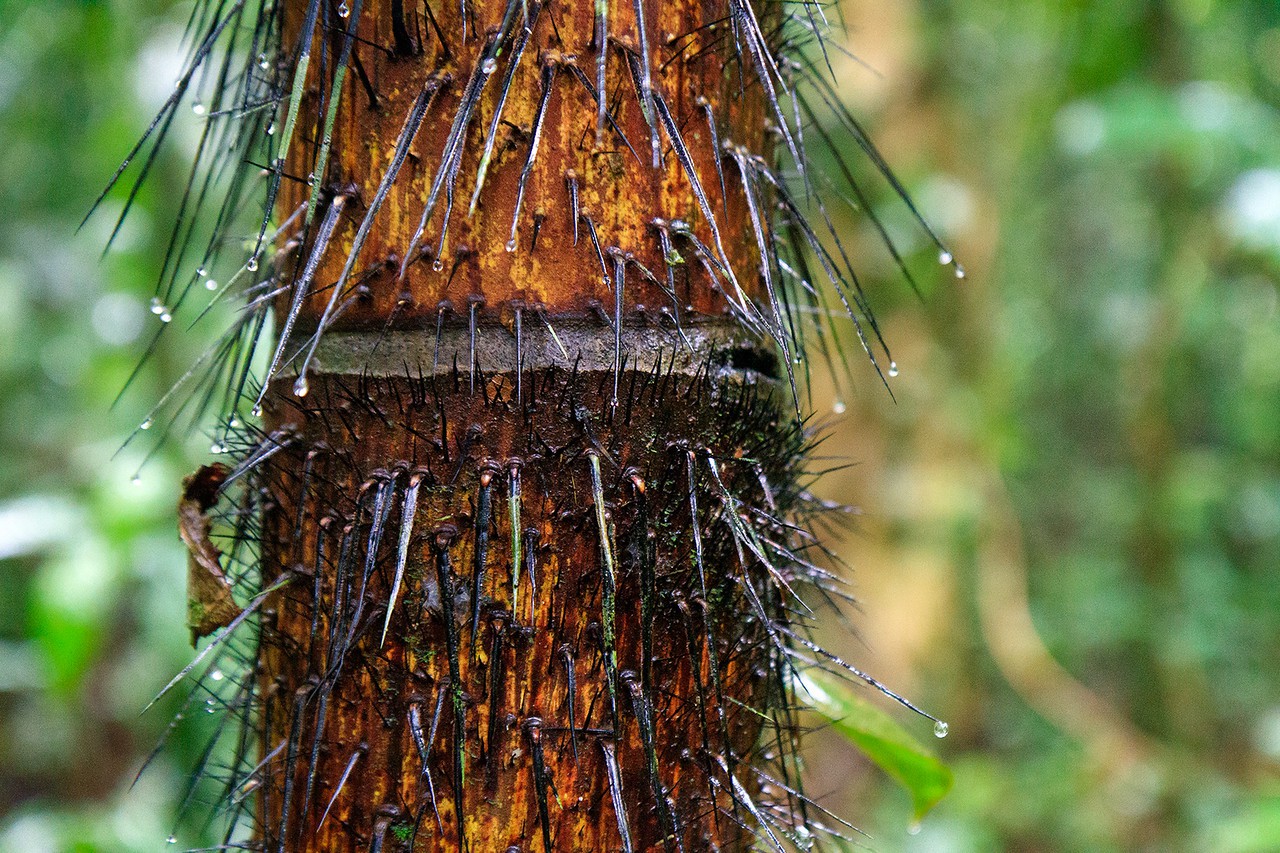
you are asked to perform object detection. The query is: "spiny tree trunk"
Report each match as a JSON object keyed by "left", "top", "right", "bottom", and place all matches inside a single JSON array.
[
  {"left": 102, "top": 0, "right": 953, "bottom": 849},
  {"left": 255, "top": 1, "right": 786, "bottom": 849}
]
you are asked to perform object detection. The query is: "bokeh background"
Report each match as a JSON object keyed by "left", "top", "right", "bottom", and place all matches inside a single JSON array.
[{"left": 1, "top": 0, "right": 1277, "bottom": 850}]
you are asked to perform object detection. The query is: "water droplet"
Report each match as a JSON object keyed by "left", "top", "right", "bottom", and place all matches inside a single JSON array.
[
  {"left": 210, "top": 669, "right": 224, "bottom": 681},
  {"left": 229, "top": 417, "right": 241, "bottom": 428},
  {"left": 888, "top": 361, "right": 899, "bottom": 378},
  {"left": 907, "top": 822, "right": 922, "bottom": 836},
  {"left": 306, "top": 172, "right": 316, "bottom": 186},
  {"left": 258, "top": 53, "right": 269, "bottom": 71},
  {"left": 482, "top": 57, "right": 498, "bottom": 74},
  {"left": 247, "top": 256, "right": 259, "bottom": 272},
  {"left": 266, "top": 122, "right": 276, "bottom": 136},
  {"left": 140, "top": 418, "right": 153, "bottom": 430},
  {"left": 149, "top": 297, "right": 164, "bottom": 315},
  {"left": 196, "top": 267, "right": 207, "bottom": 278},
  {"left": 293, "top": 375, "right": 309, "bottom": 398},
  {"left": 934, "top": 720, "right": 949, "bottom": 738},
  {"left": 192, "top": 102, "right": 206, "bottom": 116},
  {"left": 505, "top": 238, "right": 517, "bottom": 253},
  {"left": 160, "top": 312, "right": 173, "bottom": 324},
  {"left": 205, "top": 278, "right": 218, "bottom": 291},
  {"left": 338, "top": 1, "right": 350, "bottom": 17},
  {"left": 938, "top": 250, "right": 953, "bottom": 266},
  {"left": 251, "top": 404, "right": 263, "bottom": 417},
  {"left": 432, "top": 258, "right": 445, "bottom": 272},
  {"left": 602, "top": 275, "right": 611, "bottom": 287},
  {"left": 210, "top": 443, "right": 223, "bottom": 454},
  {"left": 131, "top": 475, "right": 143, "bottom": 487},
  {"left": 832, "top": 400, "right": 846, "bottom": 414},
  {"left": 794, "top": 825, "right": 814, "bottom": 851},
  {"left": 167, "top": 836, "right": 178, "bottom": 845},
  {"left": 954, "top": 264, "right": 967, "bottom": 280}
]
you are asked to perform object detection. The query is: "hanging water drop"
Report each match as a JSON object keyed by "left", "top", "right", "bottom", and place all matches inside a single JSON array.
[
  {"left": 258, "top": 53, "right": 269, "bottom": 71},
  {"left": 205, "top": 279, "right": 218, "bottom": 291},
  {"left": 247, "top": 256, "right": 259, "bottom": 272},
  {"left": 432, "top": 258, "right": 445, "bottom": 272},
  {"left": 338, "top": 1, "right": 350, "bottom": 17},
  {"left": 160, "top": 311, "right": 173, "bottom": 324},
  {"left": 954, "top": 264, "right": 967, "bottom": 280},
  {"left": 938, "top": 250, "right": 953, "bottom": 266},
  {"left": 229, "top": 417, "right": 241, "bottom": 428},
  {"left": 140, "top": 418, "right": 153, "bottom": 430},
  {"left": 192, "top": 102, "right": 206, "bottom": 116},
  {"left": 167, "top": 836, "right": 178, "bottom": 845},
  {"left": 210, "top": 669, "right": 224, "bottom": 681},
  {"left": 907, "top": 822, "right": 922, "bottom": 836},
  {"left": 482, "top": 57, "right": 498, "bottom": 74},
  {"left": 832, "top": 400, "right": 846, "bottom": 414},
  {"left": 131, "top": 475, "right": 143, "bottom": 487},
  {"left": 251, "top": 404, "right": 263, "bottom": 417},
  {"left": 293, "top": 375, "right": 310, "bottom": 398},
  {"left": 934, "top": 720, "right": 949, "bottom": 738},
  {"left": 266, "top": 122, "right": 276, "bottom": 136},
  {"left": 505, "top": 238, "right": 517, "bottom": 253},
  {"left": 196, "top": 267, "right": 207, "bottom": 278},
  {"left": 888, "top": 361, "right": 899, "bottom": 378},
  {"left": 149, "top": 297, "right": 164, "bottom": 315},
  {"left": 210, "top": 443, "right": 223, "bottom": 454}
]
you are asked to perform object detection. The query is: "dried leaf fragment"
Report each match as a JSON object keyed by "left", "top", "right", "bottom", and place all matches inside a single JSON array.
[{"left": 179, "top": 463, "right": 241, "bottom": 645}]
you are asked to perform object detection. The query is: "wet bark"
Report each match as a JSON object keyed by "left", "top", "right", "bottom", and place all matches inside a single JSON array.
[{"left": 252, "top": 0, "right": 788, "bottom": 850}]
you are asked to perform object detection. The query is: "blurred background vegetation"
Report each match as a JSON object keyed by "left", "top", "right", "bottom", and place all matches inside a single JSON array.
[{"left": 0, "top": 0, "right": 1277, "bottom": 850}]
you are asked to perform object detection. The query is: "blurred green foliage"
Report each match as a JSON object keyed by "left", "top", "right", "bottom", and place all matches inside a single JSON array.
[
  {"left": 810, "top": 1, "right": 1280, "bottom": 851},
  {"left": 0, "top": 1, "right": 239, "bottom": 849},
  {"left": 0, "top": 0, "right": 1277, "bottom": 851}
]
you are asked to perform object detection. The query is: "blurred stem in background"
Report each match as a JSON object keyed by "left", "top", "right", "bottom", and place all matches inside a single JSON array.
[{"left": 0, "top": 0, "right": 1278, "bottom": 851}]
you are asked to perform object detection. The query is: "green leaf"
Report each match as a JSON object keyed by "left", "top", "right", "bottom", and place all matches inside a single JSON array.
[{"left": 797, "top": 669, "right": 953, "bottom": 822}]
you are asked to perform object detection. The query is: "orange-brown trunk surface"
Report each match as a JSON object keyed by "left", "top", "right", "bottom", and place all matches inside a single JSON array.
[{"left": 257, "top": 0, "right": 777, "bottom": 849}]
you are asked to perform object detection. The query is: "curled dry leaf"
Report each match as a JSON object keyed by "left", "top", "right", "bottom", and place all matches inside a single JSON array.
[{"left": 179, "top": 463, "right": 241, "bottom": 645}]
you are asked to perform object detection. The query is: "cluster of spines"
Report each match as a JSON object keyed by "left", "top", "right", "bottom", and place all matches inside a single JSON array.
[
  {"left": 96, "top": 0, "right": 964, "bottom": 456},
  {"left": 93, "top": 0, "right": 961, "bottom": 848},
  {"left": 143, "top": 360, "right": 947, "bottom": 850}
]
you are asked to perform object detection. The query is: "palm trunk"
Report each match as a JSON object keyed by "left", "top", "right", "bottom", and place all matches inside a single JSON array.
[{"left": 248, "top": 0, "right": 799, "bottom": 850}]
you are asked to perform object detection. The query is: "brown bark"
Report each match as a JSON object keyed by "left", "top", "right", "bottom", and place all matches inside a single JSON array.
[
  {"left": 253, "top": 0, "right": 782, "bottom": 850},
  {"left": 278, "top": 0, "right": 764, "bottom": 325},
  {"left": 260, "top": 370, "right": 789, "bottom": 850}
]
